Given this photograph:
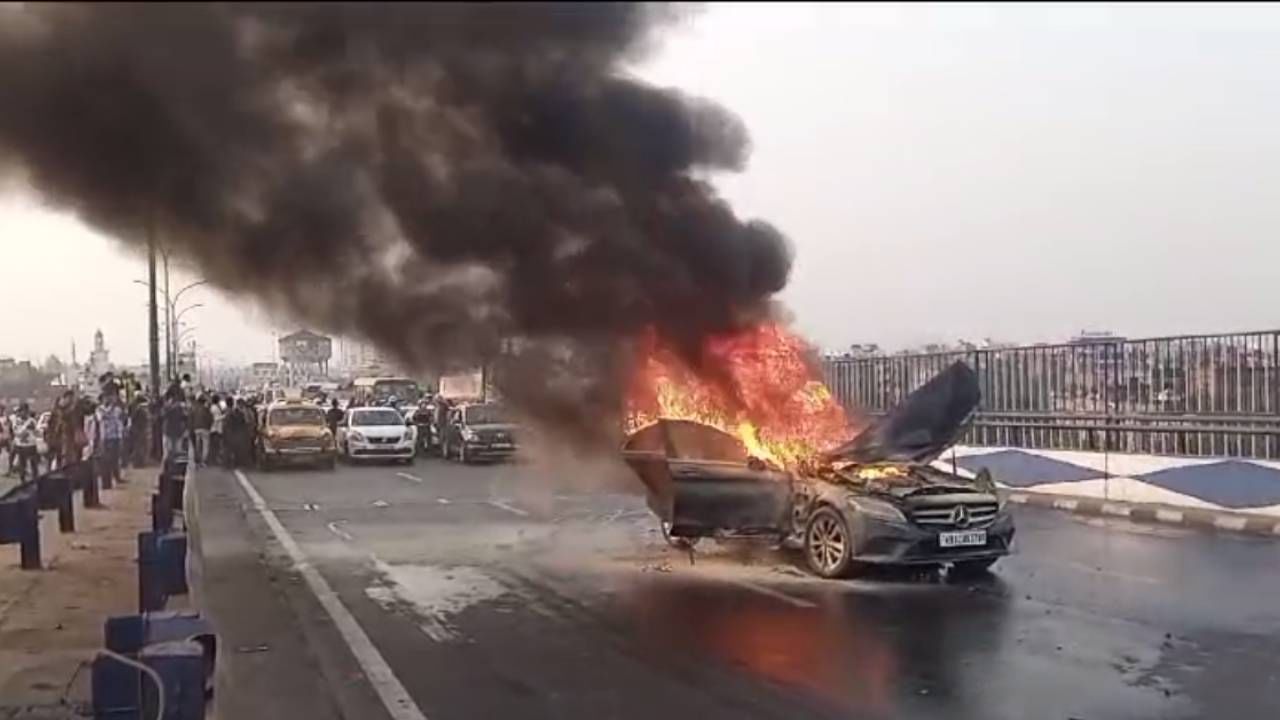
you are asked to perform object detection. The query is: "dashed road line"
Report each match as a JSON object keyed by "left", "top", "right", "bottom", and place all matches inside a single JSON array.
[
  {"left": 395, "top": 472, "right": 424, "bottom": 484},
  {"left": 234, "top": 470, "right": 430, "bottom": 720},
  {"left": 326, "top": 521, "right": 354, "bottom": 542},
  {"left": 486, "top": 499, "right": 529, "bottom": 517}
]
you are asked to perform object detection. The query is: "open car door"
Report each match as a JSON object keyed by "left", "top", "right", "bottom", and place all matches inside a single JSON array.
[{"left": 623, "top": 420, "right": 792, "bottom": 539}]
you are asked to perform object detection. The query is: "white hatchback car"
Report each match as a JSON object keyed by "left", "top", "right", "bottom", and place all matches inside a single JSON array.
[{"left": 337, "top": 407, "right": 416, "bottom": 464}]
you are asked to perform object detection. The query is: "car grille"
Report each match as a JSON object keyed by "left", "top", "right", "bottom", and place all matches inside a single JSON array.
[
  {"left": 911, "top": 501, "right": 1000, "bottom": 530},
  {"left": 368, "top": 436, "right": 399, "bottom": 445},
  {"left": 278, "top": 437, "right": 323, "bottom": 450}
]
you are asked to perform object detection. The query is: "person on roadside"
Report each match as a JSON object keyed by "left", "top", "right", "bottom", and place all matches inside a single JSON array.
[
  {"left": 11, "top": 403, "right": 40, "bottom": 481},
  {"left": 0, "top": 403, "right": 11, "bottom": 476},
  {"left": 191, "top": 395, "right": 213, "bottom": 467},
  {"left": 96, "top": 391, "right": 127, "bottom": 485},
  {"left": 224, "top": 398, "right": 249, "bottom": 469},
  {"left": 209, "top": 393, "right": 225, "bottom": 467},
  {"left": 180, "top": 373, "right": 193, "bottom": 401},
  {"left": 46, "top": 391, "right": 71, "bottom": 469},
  {"left": 325, "top": 398, "right": 344, "bottom": 436},
  {"left": 161, "top": 393, "right": 190, "bottom": 462},
  {"left": 128, "top": 395, "right": 150, "bottom": 467}
]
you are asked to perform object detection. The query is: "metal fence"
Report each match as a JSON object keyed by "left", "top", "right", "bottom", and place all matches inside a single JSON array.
[{"left": 823, "top": 331, "right": 1280, "bottom": 459}]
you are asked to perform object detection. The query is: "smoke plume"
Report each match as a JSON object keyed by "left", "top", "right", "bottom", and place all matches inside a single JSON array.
[{"left": 0, "top": 3, "right": 791, "bottom": 446}]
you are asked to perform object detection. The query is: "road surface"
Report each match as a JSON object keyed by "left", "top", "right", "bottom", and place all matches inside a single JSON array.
[{"left": 191, "top": 455, "right": 1280, "bottom": 720}]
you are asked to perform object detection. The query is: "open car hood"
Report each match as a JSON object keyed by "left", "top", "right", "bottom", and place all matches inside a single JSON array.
[{"left": 823, "top": 360, "right": 980, "bottom": 465}]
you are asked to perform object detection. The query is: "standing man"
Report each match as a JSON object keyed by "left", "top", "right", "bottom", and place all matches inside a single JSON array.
[
  {"left": 96, "top": 391, "right": 127, "bottom": 485},
  {"left": 161, "top": 393, "right": 190, "bottom": 462},
  {"left": 325, "top": 399, "right": 345, "bottom": 436},
  {"left": 209, "top": 394, "right": 225, "bottom": 467},
  {"left": 11, "top": 403, "right": 40, "bottom": 481},
  {"left": 0, "top": 403, "right": 11, "bottom": 476},
  {"left": 191, "top": 395, "right": 213, "bottom": 467},
  {"left": 128, "top": 396, "right": 151, "bottom": 468},
  {"left": 224, "top": 398, "right": 248, "bottom": 469}
]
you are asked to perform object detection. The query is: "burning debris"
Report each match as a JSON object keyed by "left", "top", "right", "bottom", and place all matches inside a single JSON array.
[{"left": 0, "top": 3, "right": 791, "bottom": 445}]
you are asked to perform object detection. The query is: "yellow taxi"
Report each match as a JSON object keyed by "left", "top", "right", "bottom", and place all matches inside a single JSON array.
[{"left": 257, "top": 400, "right": 336, "bottom": 470}]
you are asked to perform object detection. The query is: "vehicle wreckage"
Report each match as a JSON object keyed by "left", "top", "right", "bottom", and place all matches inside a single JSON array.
[{"left": 623, "top": 361, "right": 1014, "bottom": 578}]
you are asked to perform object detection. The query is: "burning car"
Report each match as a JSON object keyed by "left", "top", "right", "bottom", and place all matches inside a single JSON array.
[{"left": 624, "top": 361, "right": 1014, "bottom": 578}]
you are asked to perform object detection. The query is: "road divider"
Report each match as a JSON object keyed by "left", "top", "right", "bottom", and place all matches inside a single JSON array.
[{"left": 1007, "top": 491, "right": 1280, "bottom": 536}]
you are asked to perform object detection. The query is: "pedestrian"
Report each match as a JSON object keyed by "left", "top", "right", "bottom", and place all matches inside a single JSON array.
[
  {"left": 96, "top": 390, "right": 127, "bottom": 484},
  {"left": 191, "top": 395, "right": 213, "bottom": 467},
  {"left": 0, "top": 402, "right": 11, "bottom": 476},
  {"left": 224, "top": 398, "right": 249, "bottom": 469},
  {"left": 209, "top": 393, "right": 225, "bottom": 467},
  {"left": 325, "top": 398, "right": 344, "bottom": 436},
  {"left": 11, "top": 402, "right": 40, "bottom": 481},
  {"left": 161, "top": 393, "right": 190, "bottom": 462},
  {"left": 46, "top": 391, "right": 71, "bottom": 469},
  {"left": 180, "top": 373, "right": 193, "bottom": 401},
  {"left": 128, "top": 395, "right": 151, "bottom": 468}
]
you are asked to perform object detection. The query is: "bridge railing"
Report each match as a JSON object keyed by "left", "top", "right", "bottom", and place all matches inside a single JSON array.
[{"left": 824, "top": 330, "right": 1280, "bottom": 459}]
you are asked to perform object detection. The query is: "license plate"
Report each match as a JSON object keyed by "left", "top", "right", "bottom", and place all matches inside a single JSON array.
[{"left": 939, "top": 530, "right": 987, "bottom": 548}]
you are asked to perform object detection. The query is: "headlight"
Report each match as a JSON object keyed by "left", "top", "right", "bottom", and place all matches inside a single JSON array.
[
  {"left": 349, "top": 431, "right": 365, "bottom": 442},
  {"left": 461, "top": 429, "right": 477, "bottom": 442},
  {"left": 403, "top": 428, "right": 416, "bottom": 443},
  {"left": 848, "top": 496, "right": 908, "bottom": 523}
]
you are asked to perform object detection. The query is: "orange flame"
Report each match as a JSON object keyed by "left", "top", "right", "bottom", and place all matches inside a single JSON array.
[{"left": 625, "top": 323, "right": 854, "bottom": 469}]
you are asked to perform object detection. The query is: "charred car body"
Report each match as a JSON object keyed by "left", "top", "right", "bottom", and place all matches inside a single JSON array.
[{"left": 623, "top": 362, "right": 1014, "bottom": 578}]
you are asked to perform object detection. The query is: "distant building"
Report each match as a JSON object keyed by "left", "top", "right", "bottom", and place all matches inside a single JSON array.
[
  {"left": 250, "top": 362, "right": 279, "bottom": 384},
  {"left": 88, "top": 329, "right": 112, "bottom": 379},
  {"left": 279, "top": 330, "right": 332, "bottom": 377}
]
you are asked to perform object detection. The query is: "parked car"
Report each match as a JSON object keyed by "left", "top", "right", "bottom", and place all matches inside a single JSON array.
[
  {"left": 337, "top": 406, "right": 416, "bottom": 464},
  {"left": 623, "top": 361, "right": 1014, "bottom": 579},
  {"left": 441, "top": 403, "right": 518, "bottom": 464},
  {"left": 256, "top": 400, "right": 336, "bottom": 471}
]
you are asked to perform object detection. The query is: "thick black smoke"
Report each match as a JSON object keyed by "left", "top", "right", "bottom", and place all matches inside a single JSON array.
[{"left": 0, "top": 3, "right": 791, "bottom": 446}]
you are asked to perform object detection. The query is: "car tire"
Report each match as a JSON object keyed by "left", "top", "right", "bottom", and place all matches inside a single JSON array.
[
  {"left": 804, "top": 506, "right": 854, "bottom": 579},
  {"left": 951, "top": 558, "right": 998, "bottom": 576}
]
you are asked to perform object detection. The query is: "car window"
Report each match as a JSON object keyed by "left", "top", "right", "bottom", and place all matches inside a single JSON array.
[
  {"left": 465, "top": 405, "right": 508, "bottom": 425},
  {"left": 351, "top": 409, "right": 404, "bottom": 426},
  {"left": 269, "top": 407, "right": 325, "bottom": 426}
]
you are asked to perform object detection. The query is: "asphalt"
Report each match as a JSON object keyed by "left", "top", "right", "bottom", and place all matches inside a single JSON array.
[{"left": 192, "top": 454, "right": 1280, "bottom": 720}]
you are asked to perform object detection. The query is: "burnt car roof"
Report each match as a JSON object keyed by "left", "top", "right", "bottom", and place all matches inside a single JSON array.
[{"left": 824, "top": 360, "right": 979, "bottom": 465}]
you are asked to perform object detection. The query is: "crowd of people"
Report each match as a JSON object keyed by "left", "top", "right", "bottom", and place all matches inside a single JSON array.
[{"left": 0, "top": 371, "right": 281, "bottom": 485}]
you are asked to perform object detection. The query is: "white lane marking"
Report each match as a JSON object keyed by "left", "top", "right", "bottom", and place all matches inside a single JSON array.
[
  {"left": 722, "top": 578, "right": 817, "bottom": 609},
  {"left": 234, "top": 471, "right": 430, "bottom": 720},
  {"left": 396, "top": 472, "right": 423, "bottom": 484},
  {"left": 326, "top": 521, "right": 354, "bottom": 542},
  {"left": 1052, "top": 499, "right": 1079, "bottom": 511},
  {"left": 1007, "top": 494, "right": 1029, "bottom": 504},
  {"left": 1155, "top": 509, "right": 1185, "bottom": 524},
  {"left": 486, "top": 499, "right": 529, "bottom": 517},
  {"left": 436, "top": 498, "right": 451, "bottom": 505}
]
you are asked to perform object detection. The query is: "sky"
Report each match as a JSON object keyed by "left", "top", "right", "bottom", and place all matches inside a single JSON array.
[{"left": 3, "top": 3, "right": 1279, "bottom": 365}]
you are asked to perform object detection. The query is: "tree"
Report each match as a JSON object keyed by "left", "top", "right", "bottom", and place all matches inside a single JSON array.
[{"left": 42, "top": 354, "right": 65, "bottom": 377}]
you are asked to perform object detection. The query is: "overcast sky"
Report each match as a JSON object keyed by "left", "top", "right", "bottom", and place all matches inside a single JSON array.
[{"left": 4, "top": 3, "right": 1279, "bottom": 365}]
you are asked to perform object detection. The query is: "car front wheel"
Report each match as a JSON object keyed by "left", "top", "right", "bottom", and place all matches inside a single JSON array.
[{"left": 805, "top": 507, "right": 854, "bottom": 579}]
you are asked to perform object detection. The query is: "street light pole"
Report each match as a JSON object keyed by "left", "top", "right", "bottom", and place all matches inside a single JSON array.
[
  {"left": 169, "top": 281, "right": 207, "bottom": 380},
  {"left": 147, "top": 227, "right": 161, "bottom": 402},
  {"left": 163, "top": 249, "right": 172, "bottom": 381}
]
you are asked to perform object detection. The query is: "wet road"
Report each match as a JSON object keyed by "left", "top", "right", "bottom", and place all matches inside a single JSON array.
[{"left": 193, "top": 456, "right": 1280, "bottom": 720}]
